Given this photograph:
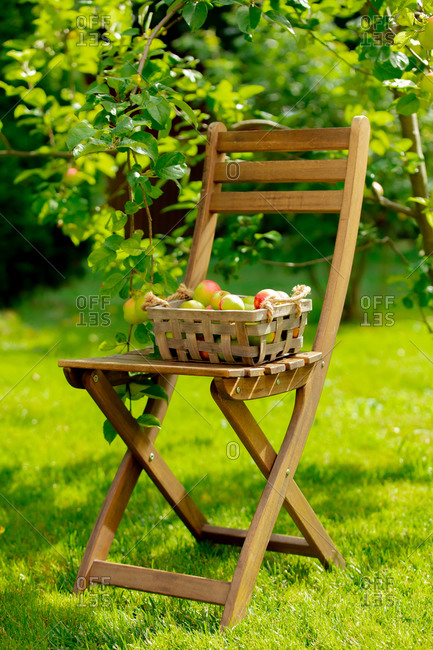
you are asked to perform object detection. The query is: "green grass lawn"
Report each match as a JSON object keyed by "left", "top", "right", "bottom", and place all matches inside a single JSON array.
[{"left": 0, "top": 270, "right": 432, "bottom": 649}]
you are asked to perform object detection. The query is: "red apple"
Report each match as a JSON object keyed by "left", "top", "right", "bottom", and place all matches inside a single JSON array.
[
  {"left": 180, "top": 299, "right": 205, "bottom": 309},
  {"left": 123, "top": 297, "right": 141, "bottom": 325},
  {"left": 210, "top": 290, "right": 229, "bottom": 310},
  {"left": 205, "top": 305, "right": 213, "bottom": 310},
  {"left": 193, "top": 280, "right": 221, "bottom": 307},
  {"left": 197, "top": 334, "right": 209, "bottom": 360},
  {"left": 219, "top": 294, "right": 245, "bottom": 310},
  {"left": 254, "top": 289, "right": 279, "bottom": 309}
]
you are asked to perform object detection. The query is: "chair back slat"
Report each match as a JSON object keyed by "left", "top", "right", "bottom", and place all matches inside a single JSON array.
[
  {"left": 210, "top": 190, "right": 343, "bottom": 214},
  {"left": 185, "top": 117, "right": 370, "bottom": 308},
  {"left": 214, "top": 159, "right": 348, "bottom": 184},
  {"left": 216, "top": 127, "right": 351, "bottom": 153}
]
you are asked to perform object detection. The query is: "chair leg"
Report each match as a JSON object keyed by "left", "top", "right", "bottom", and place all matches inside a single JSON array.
[
  {"left": 212, "top": 382, "right": 345, "bottom": 628},
  {"left": 211, "top": 381, "right": 344, "bottom": 568},
  {"left": 81, "top": 370, "right": 208, "bottom": 539},
  {"left": 74, "top": 450, "right": 141, "bottom": 593},
  {"left": 220, "top": 427, "right": 295, "bottom": 628}
]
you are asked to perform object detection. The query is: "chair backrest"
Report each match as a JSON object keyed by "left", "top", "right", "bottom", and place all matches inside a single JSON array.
[{"left": 184, "top": 117, "right": 370, "bottom": 358}]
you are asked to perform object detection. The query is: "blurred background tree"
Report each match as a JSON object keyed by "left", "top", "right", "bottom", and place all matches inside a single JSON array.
[{"left": 0, "top": 0, "right": 432, "bottom": 329}]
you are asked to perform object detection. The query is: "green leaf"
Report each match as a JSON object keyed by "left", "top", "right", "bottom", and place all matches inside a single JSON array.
[
  {"left": 264, "top": 10, "right": 295, "bottom": 35},
  {"left": 395, "top": 93, "right": 420, "bottom": 116},
  {"left": 145, "top": 99, "right": 171, "bottom": 129},
  {"left": 183, "top": 2, "right": 208, "bottom": 31},
  {"left": 141, "top": 384, "right": 169, "bottom": 402},
  {"left": 120, "top": 238, "right": 143, "bottom": 255},
  {"left": 86, "top": 83, "right": 110, "bottom": 95},
  {"left": 99, "top": 339, "right": 120, "bottom": 351},
  {"left": 102, "top": 273, "right": 125, "bottom": 289},
  {"left": 103, "top": 419, "right": 117, "bottom": 444},
  {"left": 125, "top": 201, "right": 141, "bottom": 215},
  {"left": 111, "top": 210, "right": 128, "bottom": 231},
  {"left": 23, "top": 88, "right": 47, "bottom": 108},
  {"left": 236, "top": 6, "right": 251, "bottom": 34},
  {"left": 88, "top": 246, "right": 116, "bottom": 267},
  {"left": 73, "top": 142, "right": 107, "bottom": 159},
  {"left": 104, "top": 234, "right": 124, "bottom": 251},
  {"left": 153, "top": 151, "right": 187, "bottom": 180},
  {"left": 66, "top": 121, "right": 95, "bottom": 150},
  {"left": 137, "top": 414, "right": 161, "bottom": 429},
  {"left": 120, "top": 132, "right": 158, "bottom": 160},
  {"left": 249, "top": 5, "right": 262, "bottom": 30},
  {"left": 134, "top": 323, "right": 154, "bottom": 345},
  {"left": 170, "top": 97, "right": 198, "bottom": 127},
  {"left": 112, "top": 115, "right": 135, "bottom": 136}
]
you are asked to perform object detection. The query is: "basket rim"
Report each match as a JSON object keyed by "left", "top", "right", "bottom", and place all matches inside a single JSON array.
[{"left": 148, "top": 297, "right": 312, "bottom": 321}]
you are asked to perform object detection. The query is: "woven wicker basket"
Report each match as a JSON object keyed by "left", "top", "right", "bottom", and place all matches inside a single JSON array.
[{"left": 147, "top": 298, "right": 312, "bottom": 366}]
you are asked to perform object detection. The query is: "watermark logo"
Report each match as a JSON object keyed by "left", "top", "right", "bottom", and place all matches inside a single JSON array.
[
  {"left": 361, "top": 574, "right": 398, "bottom": 608},
  {"left": 360, "top": 16, "right": 393, "bottom": 47},
  {"left": 76, "top": 15, "right": 111, "bottom": 47},
  {"left": 226, "top": 441, "right": 240, "bottom": 460},
  {"left": 360, "top": 295, "right": 395, "bottom": 327},
  {"left": 76, "top": 295, "right": 111, "bottom": 327},
  {"left": 76, "top": 576, "right": 111, "bottom": 607}
]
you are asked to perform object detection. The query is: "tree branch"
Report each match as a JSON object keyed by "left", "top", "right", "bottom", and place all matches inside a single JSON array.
[
  {"left": 365, "top": 194, "right": 416, "bottom": 217},
  {"left": 0, "top": 131, "right": 12, "bottom": 152},
  {"left": 261, "top": 236, "right": 410, "bottom": 268},
  {"left": 0, "top": 148, "right": 73, "bottom": 158},
  {"left": 136, "top": 2, "right": 185, "bottom": 78}
]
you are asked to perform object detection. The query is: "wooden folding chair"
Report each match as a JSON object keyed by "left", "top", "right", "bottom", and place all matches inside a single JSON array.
[{"left": 59, "top": 116, "right": 370, "bottom": 629}]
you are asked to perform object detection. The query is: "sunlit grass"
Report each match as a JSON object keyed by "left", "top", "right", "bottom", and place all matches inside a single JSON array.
[{"left": 0, "top": 271, "right": 432, "bottom": 649}]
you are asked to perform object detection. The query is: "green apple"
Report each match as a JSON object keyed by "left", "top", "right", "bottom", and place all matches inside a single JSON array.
[
  {"left": 249, "top": 332, "right": 275, "bottom": 346},
  {"left": 180, "top": 299, "right": 205, "bottom": 309},
  {"left": 123, "top": 297, "right": 141, "bottom": 325},
  {"left": 193, "top": 280, "right": 221, "bottom": 307},
  {"left": 210, "top": 290, "right": 229, "bottom": 310},
  {"left": 134, "top": 293, "right": 149, "bottom": 323},
  {"left": 219, "top": 294, "right": 245, "bottom": 310},
  {"left": 243, "top": 295, "right": 255, "bottom": 305}
]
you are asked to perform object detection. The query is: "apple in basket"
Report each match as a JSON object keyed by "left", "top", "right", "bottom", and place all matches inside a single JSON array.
[
  {"left": 193, "top": 280, "right": 221, "bottom": 307},
  {"left": 219, "top": 294, "right": 245, "bottom": 310},
  {"left": 254, "top": 289, "right": 279, "bottom": 309},
  {"left": 210, "top": 290, "right": 229, "bottom": 310},
  {"left": 180, "top": 299, "right": 205, "bottom": 309}
]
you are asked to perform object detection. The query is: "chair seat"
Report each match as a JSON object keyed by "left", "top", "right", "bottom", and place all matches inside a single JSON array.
[{"left": 58, "top": 348, "right": 322, "bottom": 379}]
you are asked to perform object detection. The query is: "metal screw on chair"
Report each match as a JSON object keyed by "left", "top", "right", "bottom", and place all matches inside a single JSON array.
[
  {"left": 276, "top": 378, "right": 281, "bottom": 385},
  {"left": 321, "top": 361, "right": 325, "bottom": 368},
  {"left": 149, "top": 452, "right": 154, "bottom": 462},
  {"left": 93, "top": 374, "right": 99, "bottom": 382},
  {"left": 286, "top": 468, "right": 290, "bottom": 476},
  {"left": 236, "top": 386, "right": 241, "bottom": 393}
]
